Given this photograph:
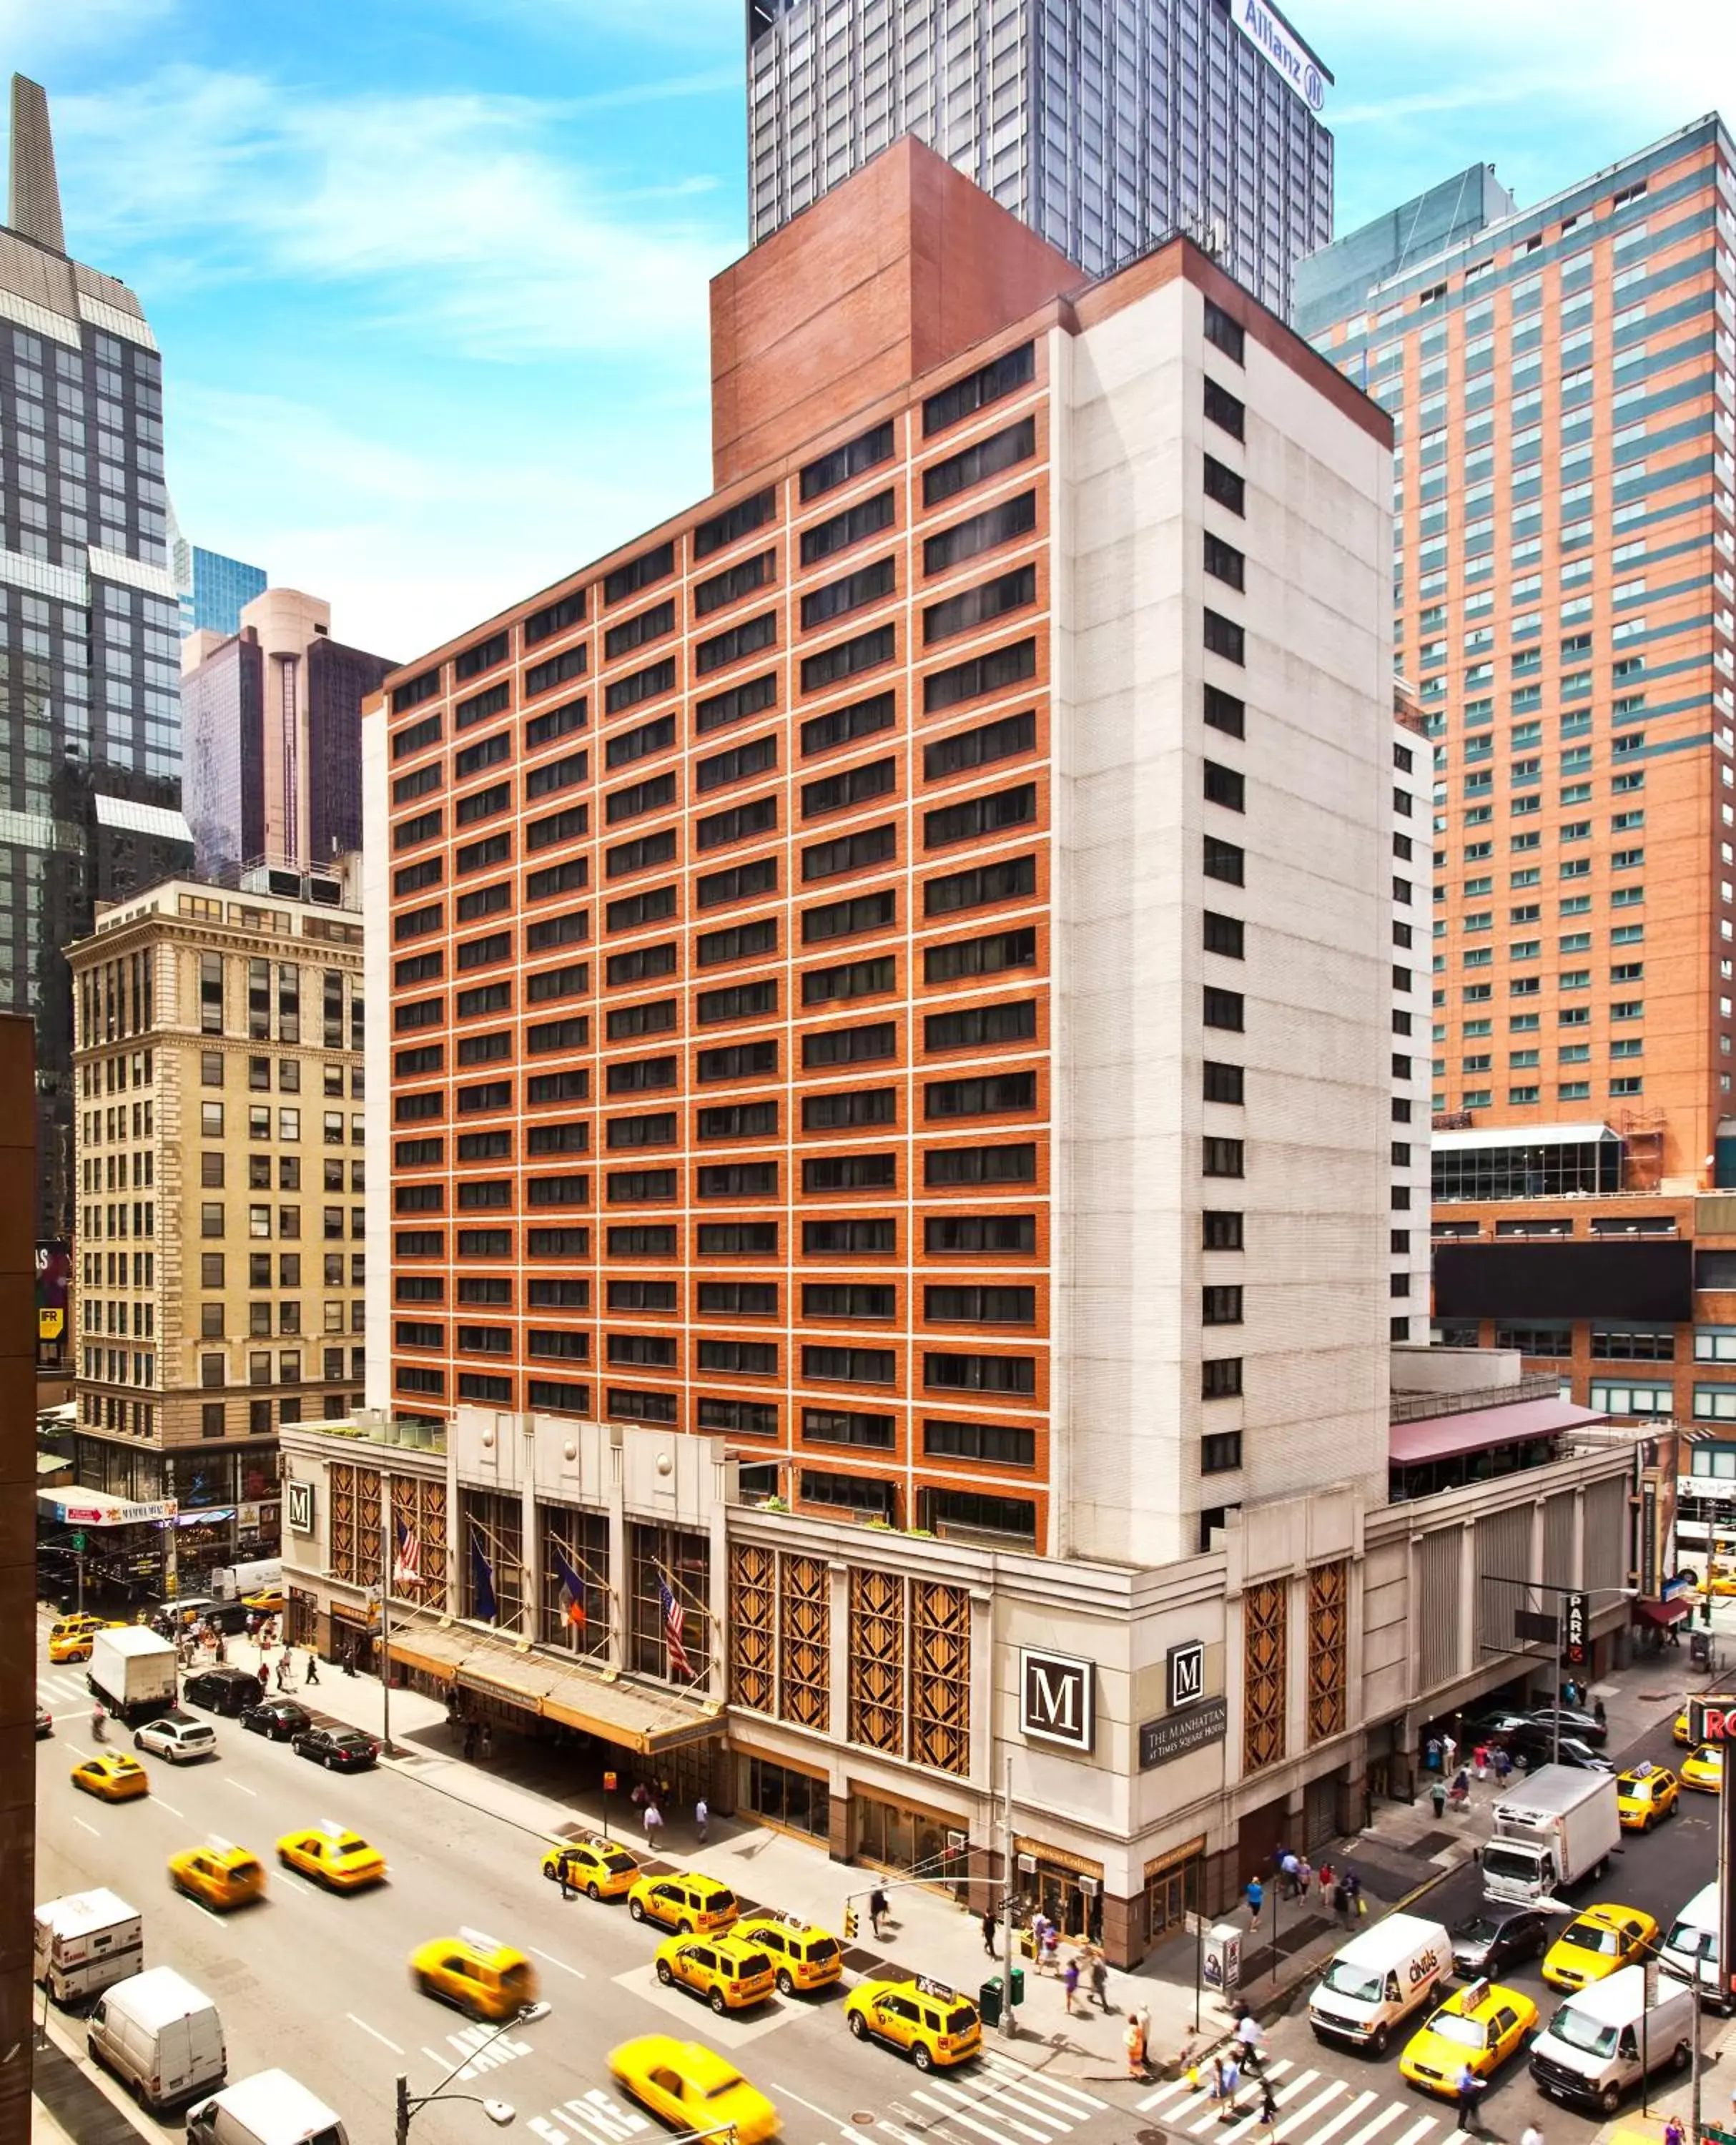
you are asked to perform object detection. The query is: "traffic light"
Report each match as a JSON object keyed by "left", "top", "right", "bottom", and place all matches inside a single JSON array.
[{"left": 844, "top": 1904, "right": 858, "bottom": 1941}]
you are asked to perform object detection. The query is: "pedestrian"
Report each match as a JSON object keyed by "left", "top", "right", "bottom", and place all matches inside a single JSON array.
[
  {"left": 1316, "top": 1860, "right": 1334, "bottom": 1907},
  {"left": 1519, "top": 2124, "right": 1544, "bottom": 2145},
  {"left": 1473, "top": 1744, "right": 1489, "bottom": 1782},
  {"left": 245, "top": 1610, "right": 257, "bottom": 1641},
  {"left": 1062, "top": 1954, "right": 1081, "bottom": 2016},
  {"left": 305, "top": 1648, "right": 319, "bottom": 1685},
  {"left": 1662, "top": 2116, "right": 1684, "bottom": 2145},
  {"left": 1246, "top": 1875, "right": 1264, "bottom": 1928},
  {"left": 1205, "top": 2055, "right": 1229, "bottom": 2114},
  {"left": 1030, "top": 1910, "right": 1051, "bottom": 1969},
  {"left": 643, "top": 1801, "right": 664, "bottom": 1849},
  {"left": 275, "top": 1654, "right": 290, "bottom": 1691},
  {"left": 1236, "top": 2008, "right": 1264, "bottom": 2072},
  {"left": 1279, "top": 1849, "right": 1301, "bottom": 1900},
  {"left": 1454, "top": 2065, "right": 1481, "bottom": 2134},
  {"left": 1449, "top": 1766, "right": 1471, "bottom": 1810},
  {"left": 1594, "top": 1697, "right": 1607, "bottom": 1730},
  {"left": 869, "top": 1886, "right": 889, "bottom": 1939},
  {"left": 1258, "top": 2072, "right": 1281, "bottom": 2140},
  {"left": 1040, "top": 1923, "right": 1060, "bottom": 1975},
  {"left": 1441, "top": 1732, "right": 1458, "bottom": 1775},
  {"left": 478, "top": 1722, "right": 493, "bottom": 1761},
  {"left": 1124, "top": 2008, "right": 1148, "bottom": 2081},
  {"left": 695, "top": 1796, "right": 709, "bottom": 1845},
  {"left": 1494, "top": 1745, "right": 1512, "bottom": 1784},
  {"left": 463, "top": 1720, "right": 478, "bottom": 1762},
  {"left": 1218, "top": 2053, "right": 1242, "bottom": 2122},
  {"left": 1424, "top": 1735, "right": 1442, "bottom": 1773},
  {"left": 556, "top": 1850, "right": 574, "bottom": 1903},
  {"left": 982, "top": 1908, "right": 999, "bottom": 1957},
  {"left": 255, "top": 1662, "right": 268, "bottom": 1699},
  {"left": 1431, "top": 1776, "right": 1448, "bottom": 1820},
  {"left": 214, "top": 1634, "right": 227, "bottom": 1664},
  {"left": 1346, "top": 1870, "right": 1364, "bottom": 1920},
  {"left": 1090, "top": 1953, "right": 1110, "bottom": 2011},
  {"left": 1296, "top": 1856, "right": 1312, "bottom": 1901},
  {"left": 631, "top": 1780, "right": 649, "bottom": 1813}
]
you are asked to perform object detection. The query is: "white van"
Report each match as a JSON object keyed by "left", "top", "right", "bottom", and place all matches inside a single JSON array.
[
  {"left": 1660, "top": 1881, "right": 1724, "bottom": 2008},
  {"left": 87, "top": 1966, "right": 225, "bottom": 2111},
  {"left": 1529, "top": 1966, "right": 1696, "bottom": 2113},
  {"left": 187, "top": 2069, "right": 347, "bottom": 2145},
  {"left": 33, "top": 1889, "right": 142, "bottom": 2006},
  {"left": 1308, "top": 1911, "right": 1452, "bottom": 2055},
  {"left": 209, "top": 1562, "right": 281, "bottom": 1603}
]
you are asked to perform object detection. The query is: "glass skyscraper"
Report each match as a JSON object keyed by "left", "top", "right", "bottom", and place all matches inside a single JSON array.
[
  {"left": 745, "top": 0, "right": 1335, "bottom": 317},
  {"left": 169, "top": 511, "right": 268, "bottom": 638},
  {"left": 1, "top": 74, "right": 191, "bottom": 1236}
]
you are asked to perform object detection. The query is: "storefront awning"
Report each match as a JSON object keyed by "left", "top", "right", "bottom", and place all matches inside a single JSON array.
[
  {"left": 1633, "top": 1595, "right": 1693, "bottom": 1628},
  {"left": 1389, "top": 1396, "right": 1604, "bottom": 1468},
  {"left": 386, "top": 1616, "right": 723, "bottom": 1757},
  {"left": 36, "top": 1487, "right": 177, "bottom": 1528}
]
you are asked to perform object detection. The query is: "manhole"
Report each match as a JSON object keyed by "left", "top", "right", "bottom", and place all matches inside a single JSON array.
[{"left": 852, "top": 2116, "right": 875, "bottom": 2127}]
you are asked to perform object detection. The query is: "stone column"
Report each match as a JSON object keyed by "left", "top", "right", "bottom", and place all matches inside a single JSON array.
[{"left": 519, "top": 1417, "right": 539, "bottom": 1641}]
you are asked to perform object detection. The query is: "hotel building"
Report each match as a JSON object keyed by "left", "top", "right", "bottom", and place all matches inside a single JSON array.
[
  {"left": 745, "top": 0, "right": 1335, "bottom": 317},
  {"left": 68, "top": 872, "right": 366, "bottom": 1571},
  {"left": 1301, "top": 118, "right": 1736, "bottom": 1466}
]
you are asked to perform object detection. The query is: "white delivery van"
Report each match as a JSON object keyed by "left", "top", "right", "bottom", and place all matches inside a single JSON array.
[
  {"left": 1659, "top": 1881, "right": 1724, "bottom": 2008},
  {"left": 33, "top": 1889, "right": 143, "bottom": 2006},
  {"left": 1529, "top": 1966, "right": 1695, "bottom": 2113},
  {"left": 187, "top": 2069, "right": 347, "bottom": 2145},
  {"left": 87, "top": 1966, "right": 225, "bottom": 2111},
  {"left": 1309, "top": 1911, "right": 1452, "bottom": 2054},
  {"left": 209, "top": 1562, "right": 281, "bottom": 1603}
]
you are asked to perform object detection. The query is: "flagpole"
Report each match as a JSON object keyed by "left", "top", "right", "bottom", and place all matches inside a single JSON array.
[{"left": 380, "top": 1489, "right": 394, "bottom": 1760}]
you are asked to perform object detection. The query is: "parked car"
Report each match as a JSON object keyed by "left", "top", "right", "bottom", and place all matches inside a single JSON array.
[
  {"left": 183, "top": 1667, "right": 264, "bottom": 1717},
  {"left": 1462, "top": 1710, "right": 1534, "bottom": 1746},
  {"left": 35, "top": 1702, "right": 51, "bottom": 1737},
  {"left": 1524, "top": 1705, "right": 1608, "bottom": 1747},
  {"left": 240, "top": 1697, "right": 313, "bottom": 1743},
  {"left": 1506, "top": 1727, "right": 1614, "bottom": 1773},
  {"left": 292, "top": 1725, "right": 378, "bottom": 1773},
  {"left": 1450, "top": 1903, "right": 1552, "bottom": 1980}
]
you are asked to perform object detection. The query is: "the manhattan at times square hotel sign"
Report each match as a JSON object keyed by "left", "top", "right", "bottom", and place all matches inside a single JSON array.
[{"left": 1231, "top": 0, "right": 1328, "bottom": 112}]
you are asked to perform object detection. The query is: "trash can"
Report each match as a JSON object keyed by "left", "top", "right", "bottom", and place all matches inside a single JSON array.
[
  {"left": 979, "top": 1977, "right": 1003, "bottom": 2028},
  {"left": 1008, "top": 1966, "right": 1025, "bottom": 2006}
]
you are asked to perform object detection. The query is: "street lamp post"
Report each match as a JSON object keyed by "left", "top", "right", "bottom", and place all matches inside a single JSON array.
[{"left": 394, "top": 2002, "right": 549, "bottom": 2145}]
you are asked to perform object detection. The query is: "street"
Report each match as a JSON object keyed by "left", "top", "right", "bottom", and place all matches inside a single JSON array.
[{"left": 36, "top": 1627, "right": 1730, "bottom": 2145}]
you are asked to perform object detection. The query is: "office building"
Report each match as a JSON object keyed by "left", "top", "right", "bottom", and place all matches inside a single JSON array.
[
  {"left": 170, "top": 509, "right": 267, "bottom": 638},
  {"left": 1391, "top": 684, "right": 1431, "bottom": 1336},
  {"left": 1, "top": 74, "right": 189, "bottom": 1240},
  {"left": 0, "top": 1013, "right": 37, "bottom": 2135},
  {"left": 1301, "top": 117, "right": 1736, "bottom": 1421},
  {"left": 182, "top": 588, "right": 395, "bottom": 881},
  {"left": 68, "top": 871, "right": 366, "bottom": 1573},
  {"left": 746, "top": 0, "right": 1333, "bottom": 317}
]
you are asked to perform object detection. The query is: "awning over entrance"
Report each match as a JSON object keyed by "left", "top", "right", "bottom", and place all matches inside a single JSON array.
[
  {"left": 386, "top": 1615, "right": 722, "bottom": 1757},
  {"left": 36, "top": 1487, "right": 177, "bottom": 1528},
  {"left": 1389, "top": 1396, "right": 1602, "bottom": 1468},
  {"left": 1632, "top": 1595, "right": 1692, "bottom": 1628}
]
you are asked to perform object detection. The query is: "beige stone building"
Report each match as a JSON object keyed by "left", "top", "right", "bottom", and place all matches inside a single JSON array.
[{"left": 69, "top": 870, "right": 366, "bottom": 1574}]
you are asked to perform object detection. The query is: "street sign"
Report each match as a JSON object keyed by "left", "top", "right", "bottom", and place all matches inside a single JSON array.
[
  {"left": 1688, "top": 1696, "right": 1736, "bottom": 1744},
  {"left": 71, "top": 1532, "right": 85, "bottom": 1553},
  {"left": 602, "top": 1771, "right": 618, "bottom": 1793},
  {"left": 1562, "top": 1591, "right": 1590, "bottom": 1669}
]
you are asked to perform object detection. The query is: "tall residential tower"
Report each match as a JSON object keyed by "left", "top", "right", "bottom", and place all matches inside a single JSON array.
[
  {"left": 745, "top": 0, "right": 1333, "bottom": 317},
  {"left": 1, "top": 74, "right": 189, "bottom": 1237}
]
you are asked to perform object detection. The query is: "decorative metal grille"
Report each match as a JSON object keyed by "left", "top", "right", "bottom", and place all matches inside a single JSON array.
[
  {"left": 779, "top": 1554, "right": 829, "bottom": 1729},
  {"left": 330, "top": 1462, "right": 380, "bottom": 1586},
  {"left": 1243, "top": 1577, "right": 1288, "bottom": 1773},
  {"left": 420, "top": 1479, "right": 449, "bottom": 1604},
  {"left": 847, "top": 1567, "right": 906, "bottom": 1755},
  {"left": 729, "top": 1544, "right": 776, "bottom": 1714},
  {"left": 1306, "top": 1559, "right": 1348, "bottom": 1746},
  {"left": 909, "top": 1579, "right": 971, "bottom": 1776}
]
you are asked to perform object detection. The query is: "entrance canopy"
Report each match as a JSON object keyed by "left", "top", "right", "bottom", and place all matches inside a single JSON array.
[
  {"left": 1632, "top": 1595, "right": 1692, "bottom": 1629},
  {"left": 37, "top": 1488, "right": 177, "bottom": 1528},
  {"left": 387, "top": 1614, "right": 721, "bottom": 1757}
]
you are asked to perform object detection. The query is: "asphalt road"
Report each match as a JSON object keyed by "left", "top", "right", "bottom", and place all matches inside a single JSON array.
[{"left": 34, "top": 1652, "right": 1132, "bottom": 2145}]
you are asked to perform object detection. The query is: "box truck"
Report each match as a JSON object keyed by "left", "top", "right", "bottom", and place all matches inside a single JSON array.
[
  {"left": 1481, "top": 1765, "right": 1619, "bottom": 1903},
  {"left": 33, "top": 1889, "right": 143, "bottom": 2006},
  {"left": 89, "top": 1625, "right": 177, "bottom": 1725}
]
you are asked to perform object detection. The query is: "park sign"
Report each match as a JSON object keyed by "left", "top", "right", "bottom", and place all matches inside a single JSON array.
[{"left": 1687, "top": 1695, "right": 1736, "bottom": 1744}]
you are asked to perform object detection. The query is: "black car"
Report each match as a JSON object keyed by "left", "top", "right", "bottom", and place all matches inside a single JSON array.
[
  {"left": 1507, "top": 1726, "right": 1613, "bottom": 1772},
  {"left": 1523, "top": 1705, "right": 1607, "bottom": 1747},
  {"left": 292, "top": 1725, "right": 379, "bottom": 1772},
  {"left": 1451, "top": 1904, "right": 1550, "bottom": 1978},
  {"left": 182, "top": 1666, "right": 265, "bottom": 1717},
  {"left": 240, "top": 1697, "right": 314, "bottom": 1742}
]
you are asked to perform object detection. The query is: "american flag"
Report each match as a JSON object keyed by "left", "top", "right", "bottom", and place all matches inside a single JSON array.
[
  {"left": 659, "top": 1574, "right": 693, "bottom": 1681},
  {"left": 393, "top": 1521, "right": 421, "bottom": 1589}
]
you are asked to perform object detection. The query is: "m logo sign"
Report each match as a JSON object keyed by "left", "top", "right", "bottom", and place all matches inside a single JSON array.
[
  {"left": 1020, "top": 1648, "right": 1095, "bottom": 1752},
  {"left": 287, "top": 1479, "right": 314, "bottom": 1536},
  {"left": 1168, "top": 1640, "right": 1205, "bottom": 1710}
]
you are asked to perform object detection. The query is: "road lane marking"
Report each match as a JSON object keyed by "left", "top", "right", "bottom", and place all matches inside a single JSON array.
[
  {"left": 1391, "top": 2119, "right": 1440, "bottom": 2145},
  {"left": 1336, "top": 2103, "right": 1409, "bottom": 2145},
  {"left": 225, "top": 1779, "right": 258, "bottom": 1797},
  {"left": 1193, "top": 2074, "right": 1341, "bottom": 2138},
  {"left": 154, "top": 1797, "right": 185, "bottom": 1817},
  {"left": 66, "top": 1743, "right": 90, "bottom": 1761},
  {"left": 72, "top": 1817, "right": 100, "bottom": 1837},
  {"left": 526, "top": 1943, "right": 586, "bottom": 1979},
  {"left": 927, "top": 2077, "right": 1052, "bottom": 2141},
  {"left": 1200, "top": 2065, "right": 1317, "bottom": 2144},
  {"left": 978, "top": 2058, "right": 1108, "bottom": 2114},
  {"left": 1141, "top": 2058, "right": 1295, "bottom": 2118},
  {"left": 769, "top": 2084, "right": 875, "bottom": 2145},
  {"left": 346, "top": 2013, "right": 402, "bottom": 2053},
  {"left": 1292, "top": 2089, "right": 1378, "bottom": 2145},
  {"left": 911, "top": 2086, "right": 1029, "bottom": 2145}
]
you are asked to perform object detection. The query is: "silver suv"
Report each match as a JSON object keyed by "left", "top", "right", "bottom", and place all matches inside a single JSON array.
[{"left": 132, "top": 1710, "right": 218, "bottom": 1764}]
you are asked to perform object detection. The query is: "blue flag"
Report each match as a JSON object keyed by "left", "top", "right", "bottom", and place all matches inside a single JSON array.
[{"left": 469, "top": 1527, "right": 498, "bottom": 1623}]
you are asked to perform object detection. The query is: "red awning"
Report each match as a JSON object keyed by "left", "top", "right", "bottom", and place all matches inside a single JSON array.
[
  {"left": 1389, "top": 1396, "right": 1604, "bottom": 1468},
  {"left": 1632, "top": 1596, "right": 1692, "bottom": 1628}
]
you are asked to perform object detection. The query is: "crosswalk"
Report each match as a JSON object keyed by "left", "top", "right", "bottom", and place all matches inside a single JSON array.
[
  {"left": 876, "top": 2046, "right": 1113, "bottom": 2145},
  {"left": 1138, "top": 2056, "right": 1441, "bottom": 2145}
]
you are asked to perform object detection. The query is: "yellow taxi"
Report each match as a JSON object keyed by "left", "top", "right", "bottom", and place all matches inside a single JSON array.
[
  {"left": 1616, "top": 1762, "right": 1680, "bottom": 1831},
  {"left": 410, "top": 1931, "right": 540, "bottom": 2023},
  {"left": 608, "top": 2036, "right": 779, "bottom": 2145},
  {"left": 736, "top": 1912, "right": 843, "bottom": 1996},
  {"left": 71, "top": 1753, "right": 149, "bottom": 1803},
  {"left": 48, "top": 1612, "right": 112, "bottom": 1644},
  {"left": 275, "top": 1820, "right": 388, "bottom": 1892},
  {"left": 654, "top": 1933, "right": 776, "bottom": 2015},
  {"left": 169, "top": 1841, "right": 266, "bottom": 1911},
  {"left": 627, "top": 1870, "right": 739, "bottom": 1936},
  {"left": 541, "top": 1835, "right": 640, "bottom": 1900},
  {"left": 844, "top": 1976, "right": 982, "bottom": 2071},
  {"left": 1399, "top": 1978, "right": 1538, "bottom": 2097},
  {"left": 48, "top": 1620, "right": 124, "bottom": 1664},
  {"left": 242, "top": 1587, "right": 285, "bottom": 1614},
  {"left": 1542, "top": 1904, "right": 1659, "bottom": 1991},
  {"left": 1682, "top": 1743, "right": 1725, "bottom": 1792},
  {"left": 1675, "top": 1710, "right": 1693, "bottom": 1746}
]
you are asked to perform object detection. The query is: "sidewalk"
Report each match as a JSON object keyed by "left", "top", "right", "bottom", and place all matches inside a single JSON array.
[{"left": 206, "top": 1626, "right": 1703, "bottom": 2085}]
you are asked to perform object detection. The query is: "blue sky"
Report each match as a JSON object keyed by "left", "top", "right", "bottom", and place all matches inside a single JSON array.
[{"left": 3, "top": 0, "right": 1727, "bottom": 660}]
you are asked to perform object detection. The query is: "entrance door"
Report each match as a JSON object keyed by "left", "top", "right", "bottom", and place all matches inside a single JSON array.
[
  {"left": 1036, "top": 1869, "right": 1103, "bottom": 1945},
  {"left": 1145, "top": 1857, "right": 1202, "bottom": 1948}
]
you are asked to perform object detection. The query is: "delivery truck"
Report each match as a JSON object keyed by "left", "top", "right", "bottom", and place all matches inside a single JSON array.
[
  {"left": 1481, "top": 1764, "right": 1620, "bottom": 1903},
  {"left": 33, "top": 1889, "right": 143, "bottom": 2007},
  {"left": 88, "top": 1626, "right": 177, "bottom": 1726}
]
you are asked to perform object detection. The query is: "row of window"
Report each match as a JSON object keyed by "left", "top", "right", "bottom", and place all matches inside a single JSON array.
[
  {"left": 393, "top": 1256, "right": 1036, "bottom": 1316},
  {"left": 392, "top": 1216, "right": 1041, "bottom": 1261},
  {"left": 395, "top": 1348, "right": 1040, "bottom": 1401}
]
